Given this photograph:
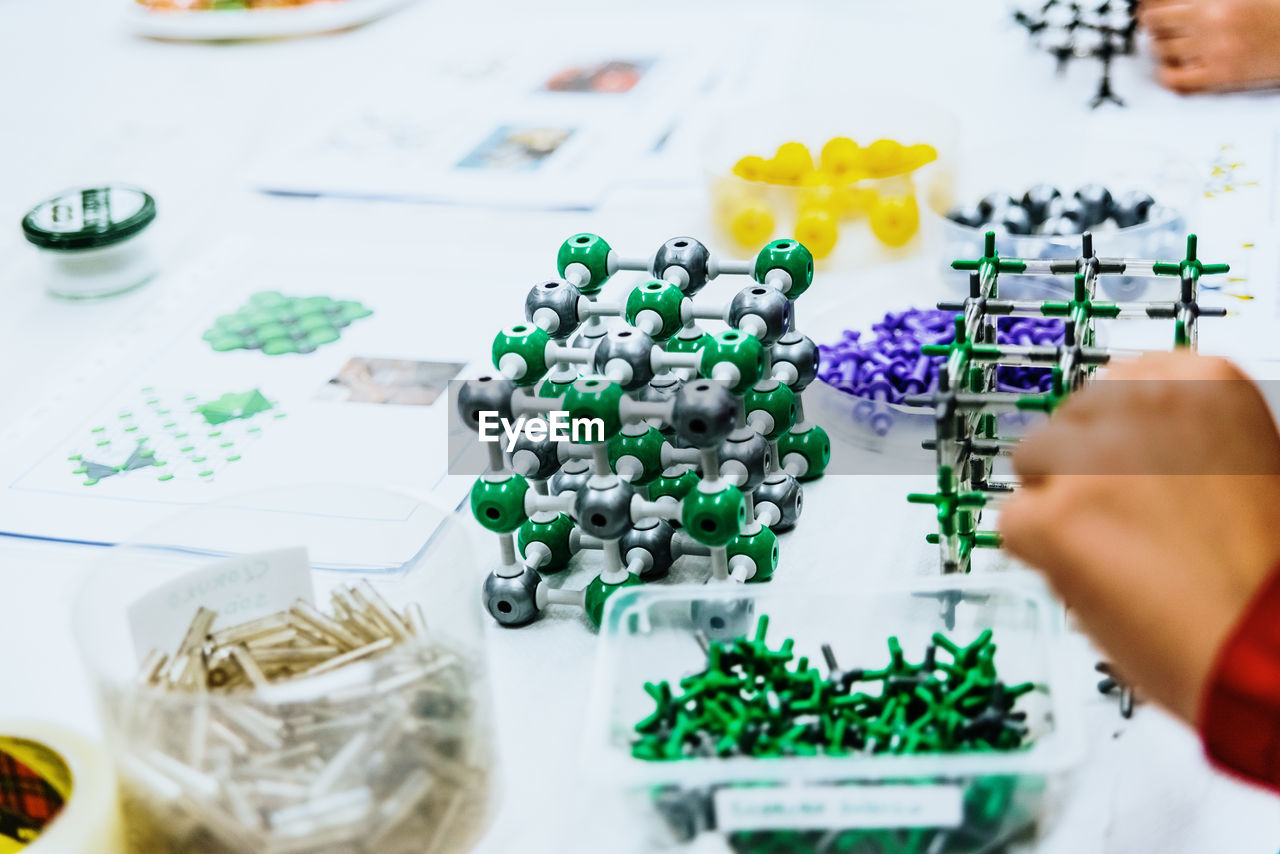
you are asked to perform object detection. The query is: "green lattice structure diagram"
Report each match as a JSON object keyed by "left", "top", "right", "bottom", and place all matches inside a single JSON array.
[
  {"left": 203, "top": 291, "right": 372, "bottom": 355},
  {"left": 68, "top": 388, "right": 283, "bottom": 486}
]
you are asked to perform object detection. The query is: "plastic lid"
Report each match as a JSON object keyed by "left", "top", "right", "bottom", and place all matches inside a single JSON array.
[{"left": 22, "top": 186, "right": 156, "bottom": 250}]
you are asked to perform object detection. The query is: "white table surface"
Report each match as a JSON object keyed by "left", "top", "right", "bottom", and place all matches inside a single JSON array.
[{"left": 3, "top": 0, "right": 1280, "bottom": 851}]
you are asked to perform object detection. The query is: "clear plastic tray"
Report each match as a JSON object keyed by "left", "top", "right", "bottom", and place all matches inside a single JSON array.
[{"left": 580, "top": 576, "right": 1082, "bottom": 853}]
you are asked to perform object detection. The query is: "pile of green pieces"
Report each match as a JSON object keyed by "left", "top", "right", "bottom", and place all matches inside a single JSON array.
[
  {"left": 203, "top": 291, "right": 372, "bottom": 356},
  {"left": 632, "top": 615, "right": 1033, "bottom": 760}
]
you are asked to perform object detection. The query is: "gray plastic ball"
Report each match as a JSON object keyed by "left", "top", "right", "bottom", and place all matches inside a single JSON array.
[
  {"left": 651, "top": 237, "right": 711, "bottom": 296},
  {"left": 718, "top": 429, "right": 770, "bottom": 492},
  {"left": 549, "top": 457, "right": 592, "bottom": 495},
  {"left": 524, "top": 279, "right": 583, "bottom": 338},
  {"left": 1073, "top": 184, "right": 1113, "bottom": 227},
  {"left": 508, "top": 430, "right": 559, "bottom": 480},
  {"left": 482, "top": 568, "right": 541, "bottom": 627},
  {"left": 1111, "top": 190, "right": 1155, "bottom": 228},
  {"left": 977, "top": 192, "right": 1017, "bottom": 218},
  {"left": 621, "top": 517, "right": 676, "bottom": 581},
  {"left": 754, "top": 472, "right": 804, "bottom": 532},
  {"left": 728, "top": 285, "right": 792, "bottom": 345},
  {"left": 1040, "top": 215, "right": 1080, "bottom": 237},
  {"left": 670, "top": 380, "right": 737, "bottom": 448},
  {"left": 1021, "top": 184, "right": 1062, "bottom": 223},
  {"left": 457, "top": 375, "right": 515, "bottom": 433},
  {"left": 592, "top": 328, "right": 655, "bottom": 391},
  {"left": 691, "top": 594, "right": 755, "bottom": 640},
  {"left": 574, "top": 478, "right": 637, "bottom": 539},
  {"left": 998, "top": 205, "right": 1033, "bottom": 236},
  {"left": 1045, "top": 195, "right": 1086, "bottom": 226},
  {"left": 770, "top": 332, "right": 819, "bottom": 392},
  {"left": 946, "top": 202, "right": 986, "bottom": 228}
]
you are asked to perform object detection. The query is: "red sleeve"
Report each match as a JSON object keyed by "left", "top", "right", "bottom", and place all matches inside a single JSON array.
[{"left": 1199, "top": 565, "right": 1280, "bottom": 791}]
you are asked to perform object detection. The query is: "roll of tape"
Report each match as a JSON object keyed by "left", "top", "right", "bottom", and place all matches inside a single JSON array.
[{"left": 0, "top": 721, "right": 122, "bottom": 853}]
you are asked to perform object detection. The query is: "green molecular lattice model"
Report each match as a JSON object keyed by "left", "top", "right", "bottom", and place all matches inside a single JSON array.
[
  {"left": 69, "top": 387, "right": 282, "bottom": 486},
  {"left": 203, "top": 291, "right": 372, "bottom": 356},
  {"left": 908, "top": 232, "right": 1229, "bottom": 575},
  {"left": 460, "top": 234, "right": 828, "bottom": 633}
]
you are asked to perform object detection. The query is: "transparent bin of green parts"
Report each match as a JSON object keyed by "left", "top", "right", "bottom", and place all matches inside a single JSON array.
[{"left": 578, "top": 575, "right": 1082, "bottom": 854}]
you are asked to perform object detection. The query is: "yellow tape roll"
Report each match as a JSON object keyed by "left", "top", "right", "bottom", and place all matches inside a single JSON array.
[{"left": 0, "top": 722, "right": 122, "bottom": 853}]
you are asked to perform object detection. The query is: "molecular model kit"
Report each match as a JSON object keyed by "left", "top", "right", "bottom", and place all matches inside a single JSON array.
[
  {"left": 1014, "top": 0, "right": 1140, "bottom": 108},
  {"left": 906, "top": 230, "right": 1228, "bottom": 576},
  {"left": 455, "top": 235, "right": 831, "bottom": 629}
]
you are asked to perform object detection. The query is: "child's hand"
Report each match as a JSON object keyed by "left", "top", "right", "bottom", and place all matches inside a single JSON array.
[
  {"left": 1139, "top": 0, "right": 1280, "bottom": 92},
  {"left": 998, "top": 353, "right": 1280, "bottom": 723}
]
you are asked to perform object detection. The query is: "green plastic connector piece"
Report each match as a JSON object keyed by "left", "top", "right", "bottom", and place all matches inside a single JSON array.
[
  {"left": 624, "top": 280, "right": 686, "bottom": 341},
  {"left": 727, "top": 525, "right": 779, "bottom": 583},
  {"left": 743, "top": 380, "right": 796, "bottom": 440},
  {"left": 681, "top": 484, "right": 747, "bottom": 547},
  {"left": 584, "top": 572, "right": 644, "bottom": 627},
  {"left": 607, "top": 426, "right": 666, "bottom": 485},
  {"left": 698, "top": 329, "right": 764, "bottom": 393},
  {"left": 561, "top": 375, "right": 624, "bottom": 441},
  {"left": 516, "top": 512, "right": 576, "bottom": 573},
  {"left": 753, "top": 238, "right": 815, "bottom": 298},
  {"left": 777, "top": 424, "right": 830, "bottom": 481},
  {"left": 557, "top": 233, "right": 614, "bottom": 294},
  {"left": 492, "top": 323, "right": 551, "bottom": 386},
  {"left": 469, "top": 473, "right": 530, "bottom": 533}
]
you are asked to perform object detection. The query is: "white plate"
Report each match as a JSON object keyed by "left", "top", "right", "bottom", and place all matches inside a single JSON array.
[{"left": 128, "top": 0, "right": 416, "bottom": 41}]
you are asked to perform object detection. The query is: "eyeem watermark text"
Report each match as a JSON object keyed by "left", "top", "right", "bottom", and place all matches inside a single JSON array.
[{"left": 476, "top": 412, "right": 605, "bottom": 452}]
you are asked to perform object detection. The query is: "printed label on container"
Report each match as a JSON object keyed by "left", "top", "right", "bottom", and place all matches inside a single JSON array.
[
  {"left": 128, "top": 547, "right": 313, "bottom": 663},
  {"left": 712, "top": 784, "right": 964, "bottom": 832}
]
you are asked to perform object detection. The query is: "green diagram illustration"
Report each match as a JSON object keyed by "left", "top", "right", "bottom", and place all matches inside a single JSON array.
[
  {"left": 69, "top": 388, "right": 283, "bottom": 486},
  {"left": 202, "top": 291, "right": 373, "bottom": 355}
]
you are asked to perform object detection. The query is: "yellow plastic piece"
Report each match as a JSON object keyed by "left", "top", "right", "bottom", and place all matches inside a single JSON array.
[
  {"left": 766, "top": 141, "right": 814, "bottom": 186},
  {"left": 819, "top": 136, "right": 862, "bottom": 181},
  {"left": 903, "top": 143, "right": 938, "bottom": 172},
  {"left": 869, "top": 195, "right": 919, "bottom": 247},
  {"left": 728, "top": 201, "right": 776, "bottom": 249},
  {"left": 795, "top": 207, "right": 838, "bottom": 259},
  {"left": 862, "top": 138, "right": 907, "bottom": 179},
  {"left": 733, "top": 155, "right": 768, "bottom": 182}
]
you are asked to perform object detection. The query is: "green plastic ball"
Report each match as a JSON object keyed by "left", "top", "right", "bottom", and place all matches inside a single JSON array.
[
  {"left": 470, "top": 473, "right": 530, "bottom": 533},
  {"left": 538, "top": 374, "right": 577, "bottom": 399},
  {"left": 753, "top": 238, "right": 815, "bottom": 298},
  {"left": 682, "top": 484, "right": 747, "bottom": 547},
  {"left": 624, "top": 280, "right": 686, "bottom": 341},
  {"left": 516, "top": 512, "right": 576, "bottom": 573},
  {"left": 699, "top": 329, "right": 764, "bottom": 394},
  {"left": 560, "top": 375, "right": 624, "bottom": 442},
  {"left": 556, "top": 233, "right": 614, "bottom": 295},
  {"left": 584, "top": 572, "right": 644, "bottom": 628},
  {"left": 665, "top": 329, "right": 713, "bottom": 356},
  {"left": 492, "top": 323, "right": 550, "bottom": 386},
  {"left": 728, "top": 525, "right": 779, "bottom": 583},
  {"left": 607, "top": 426, "right": 666, "bottom": 485},
  {"left": 777, "top": 424, "right": 831, "bottom": 481},
  {"left": 744, "top": 380, "right": 796, "bottom": 440},
  {"left": 648, "top": 467, "right": 700, "bottom": 505}
]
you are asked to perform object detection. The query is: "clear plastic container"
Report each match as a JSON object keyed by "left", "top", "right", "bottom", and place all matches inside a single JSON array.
[
  {"left": 73, "top": 486, "right": 494, "bottom": 854},
  {"left": 701, "top": 97, "right": 958, "bottom": 268},
  {"left": 580, "top": 576, "right": 1082, "bottom": 854},
  {"left": 929, "top": 136, "right": 1197, "bottom": 301},
  {"left": 937, "top": 205, "right": 1186, "bottom": 301}
]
